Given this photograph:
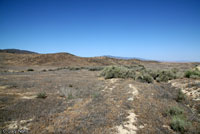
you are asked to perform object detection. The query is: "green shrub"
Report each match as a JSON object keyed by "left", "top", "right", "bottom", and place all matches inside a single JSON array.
[
  {"left": 185, "top": 70, "right": 192, "bottom": 78},
  {"left": 27, "top": 68, "right": 34, "bottom": 71},
  {"left": 148, "top": 70, "right": 159, "bottom": 80},
  {"left": 170, "top": 115, "right": 188, "bottom": 133},
  {"left": 101, "top": 66, "right": 181, "bottom": 83},
  {"left": 176, "top": 89, "right": 186, "bottom": 102},
  {"left": 68, "top": 67, "right": 81, "bottom": 71},
  {"left": 184, "top": 69, "right": 200, "bottom": 79},
  {"left": 100, "top": 66, "right": 134, "bottom": 79},
  {"left": 37, "top": 92, "right": 47, "bottom": 99},
  {"left": 167, "top": 106, "right": 184, "bottom": 116},
  {"left": 67, "top": 93, "right": 74, "bottom": 100},
  {"left": 136, "top": 73, "right": 153, "bottom": 83},
  {"left": 166, "top": 105, "right": 190, "bottom": 133},
  {"left": 148, "top": 69, "right": 181, "bottom": 82},
  {"left": 125, "top": 65, "right": 145, "bottom": 71},
  {"left": 156, "top": 70, "right": 177, "bottom": 82},
  {"left": 88, "top": 66, "right": 104, "bottom": 71},
  {"left": 69, "top": 84, "right": 73, "bottom": 87},
  {"left": 195, "top": 104, "right": 200, "bottom": 114}
]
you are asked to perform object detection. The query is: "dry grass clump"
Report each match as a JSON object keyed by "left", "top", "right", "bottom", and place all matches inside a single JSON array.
[{"left": 59, "top": 87, "right": 75, "bottom": 100}]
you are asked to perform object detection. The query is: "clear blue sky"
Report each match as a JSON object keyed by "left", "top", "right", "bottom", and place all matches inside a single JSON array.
[{"left": 0, "top": 0, "right": 200, "bottom": 61}]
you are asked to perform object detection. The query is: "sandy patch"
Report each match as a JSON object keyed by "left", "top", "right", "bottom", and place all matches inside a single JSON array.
[
  {"left": 128, "top": 97, "right": 134, "bottom": 101},
  {"left": 129, "top": 84, "right": 139, "bottom": 96},
  {"left": 0, "top": 85, "right": 8, "bottom": 89},
  {"left": 110, "top": 78, "right": 119, "bottom": 84},
  {"left": 7, "top": 121, "right": 18, "bottom": 129},
  {"left": 21, "top": 95, "right": 36, "bottom": 99},
  {"left": 5, "top": 118, "right": 33, "bottom": 130},
  {"left": 98, "top": 77, "right": 105, "bottom": 81},
  {"left": 104, "top": 78, "right": 119, "bottom": 91},
  {"left": 196, "top": 65, "right": 200, "bottom": 71},
  {"left": 115, "top": 111, "right": 138, "bottom": 134},
  {"left": 170, "top": 80, "right": 200, "bottom": 101},
  {"left": 1, "top": 92, "right": 37, "bottom": 100}
]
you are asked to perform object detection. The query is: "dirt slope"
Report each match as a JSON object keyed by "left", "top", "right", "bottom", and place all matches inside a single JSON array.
[
  {"left": 0, "top": 52, "right": 198, "bottom": 70},
  {"left": 0, "top": 53, "right": 142, "bottom": 66}
]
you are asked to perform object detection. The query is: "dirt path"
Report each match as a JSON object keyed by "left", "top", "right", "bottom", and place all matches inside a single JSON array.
[
  {"left": 102, "top": 79, "right": 140, "bottom": 134},
  {"left": 114, "top": 84, "right": 139, "bottom": 134}
]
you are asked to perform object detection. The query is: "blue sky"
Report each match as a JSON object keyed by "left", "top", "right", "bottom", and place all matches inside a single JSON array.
[{"left": 0, "top": 0, "right": 200, "bottom": 61}]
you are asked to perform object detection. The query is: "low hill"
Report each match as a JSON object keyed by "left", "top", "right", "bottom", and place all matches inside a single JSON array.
[
  {"left": 0, "top": 52, "right": 141, "bottom": 66},
  {"left": 0, "top": 49, "right": 38, "bottom": 54},
  {"left": 0, "top": 49, "right": 198, "bottom": 70}
]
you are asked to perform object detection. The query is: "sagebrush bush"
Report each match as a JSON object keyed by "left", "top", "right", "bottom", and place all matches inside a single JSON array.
[
  {"left": 101, "top": 66, "right": 181, "bottom": 83},
  {"left": 167, "top": 106, "right": 184, "bottom": 116},
  {"left": 148, "top": 70, "right": 159, "bottom": 80},
  {"left": 166, "top": 106, "right": 189, "bottom": 133},
  {"left": 184, "top": 69, "right": 200, "bottom": 79},
  {"left": 37, "top": 92, "right": 47, "bottom": 99},
  {"left": 176, "top": 89, "right": 186, "bottom": 102},
  {"left": 125, "top": 65, "right": 145, "bottom": 71},
  {"left": 136, "top": 73, "right": 154, "bottom": 83},
  {"left": 88, "top": 66, "right": 104, "bottom": 71},
  {"left": 27, "top": 68, "right": 34, "bottom": 71},
  {"left": 100, "top": 66, "right": 134, "bottom": 79},
  {"left": 156, "top": 70, "right": 177, "bottom": 82},
  {"left": 170, "top": 115, "right": 189, "bottom": 133},
  {"left": 148, "top": 69, "right": 179, "bottom": 82},
  {"left": 68, "top": 67, "right": 81, "bottom": 71}
]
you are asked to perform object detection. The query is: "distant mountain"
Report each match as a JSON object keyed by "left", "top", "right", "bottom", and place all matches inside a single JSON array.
[{"left": 0, "top": 49, "right": 38, "bottom": 54}]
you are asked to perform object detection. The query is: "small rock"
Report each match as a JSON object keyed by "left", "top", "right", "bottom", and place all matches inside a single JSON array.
[{"left": 128, "top": 98, "right": 134, "bottom": 101}]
